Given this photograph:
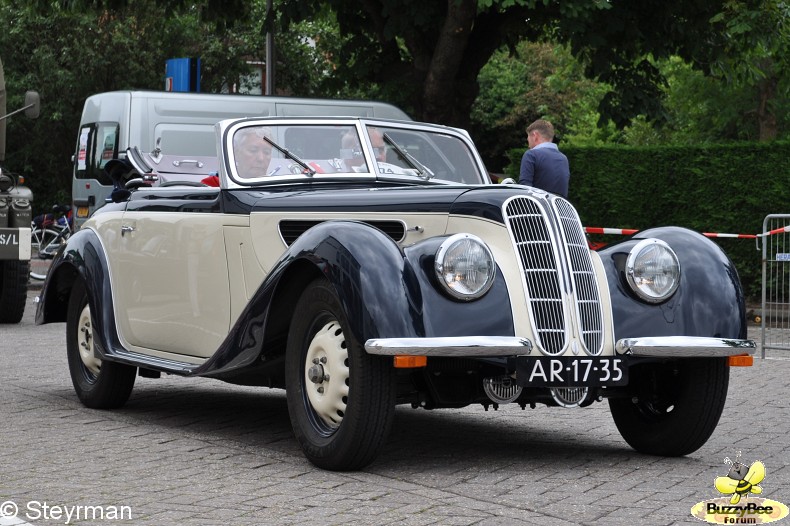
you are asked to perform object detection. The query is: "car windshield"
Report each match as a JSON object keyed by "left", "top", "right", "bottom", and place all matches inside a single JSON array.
[{"left": 227, "top": 121, "right": 486, "bottom": 184}]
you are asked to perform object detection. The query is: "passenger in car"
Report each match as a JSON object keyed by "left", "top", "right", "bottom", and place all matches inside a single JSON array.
[
  {"left": 234, "top": 126, "right": 273, "bottom": 178},
  {"left": 368, "top": 128, "right": 387, "bottom": 163},
  {"left": 340, "top": 131, "right": 367, "bottom": 172},
  {"left": 340, "top": 127, "right": 389, "bottom": 172}
]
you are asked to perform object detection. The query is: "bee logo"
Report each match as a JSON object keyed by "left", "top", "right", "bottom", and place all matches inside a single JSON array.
[{"left": 714, "top": 452, "right": 765, "bottom": 504}]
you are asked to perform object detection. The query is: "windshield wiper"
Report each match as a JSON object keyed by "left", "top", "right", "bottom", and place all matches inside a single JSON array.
[
  {"left": 263, "top": 137, "right": 316, "bottom": 177},
  {"left": 382, "top": 133, "right": 435, "bottom": 180}
]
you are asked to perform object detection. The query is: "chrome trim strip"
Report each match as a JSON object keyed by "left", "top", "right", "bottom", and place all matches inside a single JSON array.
[
  {"left": 108, "top": 349, "right": 199, "bottom": 375},
  {"left": 364, "top": 336, "right": 533, "bottom": 357},
  {"left": 615, "top": 336, "right": 756, "bottom": 357},
  {"left": 553, "top": 197, "right": 605, "bottom": 355}
]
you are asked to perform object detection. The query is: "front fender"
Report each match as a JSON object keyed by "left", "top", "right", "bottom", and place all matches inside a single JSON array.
[
  {"left": 198, "top": 220, "right": 514, "bottom": 377},
  {"left": 597, "top": 226, "right": 747, "bottom": 340},
  {"left": 35, "top": 228, "right": 127, "bottom": 361},
  {"left": 275, "top": 221, "right": 513, "bottom": 342}
]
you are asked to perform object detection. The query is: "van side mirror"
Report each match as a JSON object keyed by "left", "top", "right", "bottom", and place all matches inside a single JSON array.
[
  {"left": 24, "top": 91, "right": 40, "bottom": 119},
  {"left": 0, "top": 90, "right": 40, "bottom": 122}
]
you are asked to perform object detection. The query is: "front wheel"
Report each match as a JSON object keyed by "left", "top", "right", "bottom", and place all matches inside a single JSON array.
[
  {"left": 67, "top": 279, "right": 136, "bottom": 408},
  {"left": 609, "top": 358, "right": 729, "bottom": 456},
  {"left": 286, "top": 278, "right": 395, "bottom": 471}
]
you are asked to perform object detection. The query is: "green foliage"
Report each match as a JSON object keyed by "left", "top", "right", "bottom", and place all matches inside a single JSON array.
[
  {"left": 0, "top": 0, "right": 237, "bottom": 210},
  {"left": 470, "top": 42, "right": 613, "bottom": 172},
  {"left": 505, "top": 142, "right": 789, "bottom": 300},
  {"left": 0, "top": 0, "right": 306, "bottom": 212},
  {"left": 705, "top": 0, "right": 790, "bottom": 140}
]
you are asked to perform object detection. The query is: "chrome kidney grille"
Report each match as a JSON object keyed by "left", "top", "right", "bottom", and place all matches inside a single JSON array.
[{"left": 503, "top": 196, "right": 604, "bottom": 356}]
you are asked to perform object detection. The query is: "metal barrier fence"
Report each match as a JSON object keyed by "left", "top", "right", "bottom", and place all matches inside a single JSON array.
[{"left": 761, "top": 215, "right": 790, "bottom": 359}]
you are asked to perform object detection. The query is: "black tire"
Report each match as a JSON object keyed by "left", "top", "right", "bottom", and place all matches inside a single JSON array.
[
  {"left": 0, "top": 259, "right": 29, "bottom": 324},
  {"left": 609, "top": 358, "right": 729, "bottom": 456},
  {"left": 286, "top": 278, "right": 395, "bottom": 471},
  {"left": 66, "top": 279, "right": 136, "bottom": 409}
]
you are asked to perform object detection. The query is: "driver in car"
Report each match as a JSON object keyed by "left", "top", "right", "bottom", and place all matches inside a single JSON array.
[{"left": 234, "top": 126, "right": 273, "bottom": 178}]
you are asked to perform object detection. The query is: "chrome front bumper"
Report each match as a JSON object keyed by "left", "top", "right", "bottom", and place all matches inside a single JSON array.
[
  {"left": 614, "top": 336, "right": 756, "bottom": 357},
  {"left": 364, "top": 335, "right": 756, "bottom": 358}
]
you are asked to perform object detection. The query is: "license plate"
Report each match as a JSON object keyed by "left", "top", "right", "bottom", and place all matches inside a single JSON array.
[
  {"left": 515, "top": 356, "right": 628, "bottom": 387},
  {"left": 77, "top": 206, "right": 89, "bottom": 218}
]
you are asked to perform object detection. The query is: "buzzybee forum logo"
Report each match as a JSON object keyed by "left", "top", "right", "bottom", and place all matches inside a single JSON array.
[{"left": 691, "top": 452, "right": 789, "bottom": 524}]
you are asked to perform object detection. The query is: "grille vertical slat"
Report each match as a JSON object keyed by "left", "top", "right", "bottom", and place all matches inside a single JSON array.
[
  {"left": 504, "top": 196, "right": 604, "bottom": 356},
  {"left": 554, "top": 198, "right": 604, "bottom": 355},
  {"left": 504, "top": 198, "right": 566, "bottom": 354}
]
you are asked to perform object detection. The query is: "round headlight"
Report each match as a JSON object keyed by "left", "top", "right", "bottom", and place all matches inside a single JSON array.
[
  {"left": 434, "top": 233, "right": 496, "bottom": 300},
  {"left": 626, "top": 239, "right": 680, "bottom": 303}
]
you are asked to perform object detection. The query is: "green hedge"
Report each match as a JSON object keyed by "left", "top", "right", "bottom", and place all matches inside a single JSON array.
[{"left": 506, "top": 142, "right": 790, "bottom": 301}]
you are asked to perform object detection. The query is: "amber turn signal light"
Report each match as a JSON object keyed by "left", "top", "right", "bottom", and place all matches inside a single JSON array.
[
  {"left": 727, "top": 355, "right": 753, "bottom": 367},
  {"left": 393, "top": 355, "right": 427, "bottom": 368}
]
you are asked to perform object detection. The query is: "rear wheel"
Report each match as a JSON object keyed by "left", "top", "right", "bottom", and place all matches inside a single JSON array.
[
  {"left": 66, "top": 279, "right": 136, "bottom": 408},
  {"left": 0, "top": 260, "right": 29, "bottom": 324},
  {"left": 286, "top": 278, "right": 395, "bottom": 471},
  {"left": 609, "top": 358, "right": 729, "bottom": 456}
]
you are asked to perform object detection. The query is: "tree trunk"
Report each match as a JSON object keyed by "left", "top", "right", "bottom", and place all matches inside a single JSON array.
[
  {"left": 757, "top": 75, "right": 778, "bottom": 141},
  {"left": 421, "top": 0, "right": 477, "bottom": 126}
]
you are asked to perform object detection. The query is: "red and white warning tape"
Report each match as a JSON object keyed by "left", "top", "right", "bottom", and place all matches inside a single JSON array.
[
  {"left": 585, "top": 226, "right": 790, "bottom": 239},
  {"left": 702, "top": 232, "right": 757, "bottom": 239},
  {"left": 758, "top": 225, "right": 790, "bottom": 237},
  {"left": 584, "top": 227, "right": 639, "bottom": 236}
]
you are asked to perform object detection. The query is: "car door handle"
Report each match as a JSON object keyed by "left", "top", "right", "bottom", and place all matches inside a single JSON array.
[{"left": 121, "top": 225, "right": 135, "bottom": 236}]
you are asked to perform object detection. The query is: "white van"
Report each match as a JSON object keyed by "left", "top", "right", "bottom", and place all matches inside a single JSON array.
[{"left": 72, "top": 91, "right": 410, "bottom": 228}]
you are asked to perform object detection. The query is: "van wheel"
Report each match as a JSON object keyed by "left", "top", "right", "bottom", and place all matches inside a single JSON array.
[
  {"left": 286, "top": 278, "right": 395, "bottom": 471},
  {"left": 609, "top": 358, "right": 729, "bottom": 456},
  {"left": 67, "top": 279, "right": 136, "bottom": 408},
  {"left": 0, "top": 260, "right": 29, "bottom": 324}
]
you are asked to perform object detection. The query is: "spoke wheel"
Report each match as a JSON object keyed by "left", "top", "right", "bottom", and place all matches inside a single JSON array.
[
  {"left": 33, "top": 228, "right": 63, "bottom": 259},
  {"left": 67, "top": 279, "right": 136, "bottom": 409},
  {"left": 286, "top": 278, "right": 395, "bottom": 471},
  {"left": 609, "top": 358, "right": 729, "bottom": 456}
]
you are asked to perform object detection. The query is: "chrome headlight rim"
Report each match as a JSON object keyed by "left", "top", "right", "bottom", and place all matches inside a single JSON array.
[
  {"left": 625, "top": 238, "right": 681, "bottom": 304},
  {"left": 434, "top": 233, "right": 496, "bottom": 301}
]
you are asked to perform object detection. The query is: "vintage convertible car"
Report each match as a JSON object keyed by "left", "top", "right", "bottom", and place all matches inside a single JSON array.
[{"left": 36, "top": 116, "right": 755, "bottom": 470}]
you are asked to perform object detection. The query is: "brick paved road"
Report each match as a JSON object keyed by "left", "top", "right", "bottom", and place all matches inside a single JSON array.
[{"left": 1, "top": 290, "right": 787, "bottom": 525}]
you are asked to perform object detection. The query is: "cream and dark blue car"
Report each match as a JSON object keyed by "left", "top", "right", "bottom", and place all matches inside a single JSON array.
[{"left": 36, "top": 117, "right": 755, "bottom": 470}]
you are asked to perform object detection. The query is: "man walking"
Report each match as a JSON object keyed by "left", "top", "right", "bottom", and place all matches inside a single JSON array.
[{"left": 518, "top": 119, "right": 570, "bottom": 198}]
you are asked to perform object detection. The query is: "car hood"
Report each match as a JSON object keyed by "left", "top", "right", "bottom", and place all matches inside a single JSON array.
[{"left": 237, "top": 183, "right": 542, "bottom": 224}]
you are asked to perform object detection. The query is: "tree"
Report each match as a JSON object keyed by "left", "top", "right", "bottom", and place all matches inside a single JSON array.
[
  {"left": 470, "top": 41, "right": 616, "bottom": 171},
  {"left": 708, "top": 0, "right": 790, "bottom": 141},
  {"left": 35, "top": 0, "right": 739, "bottom": 132},
  {"left": 277, "top": 0, "right": 736, "bottom": 131},
  {"left": 0, "top": 0, "right": 261, "bottom": 209}
]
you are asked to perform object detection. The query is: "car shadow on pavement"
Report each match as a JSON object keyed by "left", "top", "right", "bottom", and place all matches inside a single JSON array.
[{"left": 98, "top": 378, "right": 640, "bottom": 472}]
